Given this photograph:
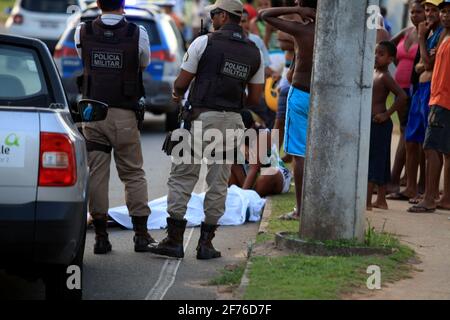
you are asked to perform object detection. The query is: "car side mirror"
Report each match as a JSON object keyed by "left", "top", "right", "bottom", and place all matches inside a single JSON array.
[
  {"left": 77, "top": 99, "right": 108, "bottom": 122},
  {"left": 4, "top": 7, "right": 12, "bottom": 15}
]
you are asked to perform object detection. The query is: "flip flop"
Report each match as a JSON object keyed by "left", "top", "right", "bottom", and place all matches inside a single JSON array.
[
  {"left": 407, "top": 205, "right": 436, "bottom": 214},
  {"left": 386, "top": 193, "right": 410, "bottom": 201},
  {"left": 408, "top": 197, "right": 422, "bottom": 205}
]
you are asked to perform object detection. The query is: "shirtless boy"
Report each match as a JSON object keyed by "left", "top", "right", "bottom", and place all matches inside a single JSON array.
[{"left": 368, "top": 41, "right": 408, "bottom": 210}]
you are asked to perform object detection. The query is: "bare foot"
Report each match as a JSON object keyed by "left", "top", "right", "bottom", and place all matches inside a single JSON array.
[
  {"left": 409, "top": 195, "right": 423, "bottom": 205},
  {"left": 412, "top": 199, "right": 437, "bottom": 212},
  {"left": 437, "top": 200, "right": 450, "bottom": 211},
  {"left": 372, "top": 202, "right": 389, "bottom": 210}
]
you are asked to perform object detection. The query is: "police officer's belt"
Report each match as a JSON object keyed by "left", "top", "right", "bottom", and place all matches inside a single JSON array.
[{"left": 193, "top": 107, "right": 241, "bottom": 114}]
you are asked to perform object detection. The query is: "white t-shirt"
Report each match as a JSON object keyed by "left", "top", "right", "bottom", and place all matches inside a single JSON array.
[
  {"left": 74, "top": 14, "right": 151, "bottom": 68},
  {"left": 248, "top": 33, "right": 271, "bottom": 68},
  {"left": 181, "top": 35, "right": 265, "bottom": 85}
]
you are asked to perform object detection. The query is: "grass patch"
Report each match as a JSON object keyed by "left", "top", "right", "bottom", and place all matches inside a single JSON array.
[
  {"left": 256, "top": 232, "right": 273, "bottom": 244},
  {"left": 244, "top": 244, "right": 414, "bottom": 300},
  {"left": 0, "top": 0, "right": 14, "bottom": 23},
  {"left": 209, "top": 263, "right": 247, "bottom": 286},
  {"left": 244, "top": 189, "right": 416, "bottom": 300},
  {"left": 266, "top": 189, "right": 298, "bottom": 235},
  {"left": 295, "top": 223, "right": 401, "bottom": 250}
]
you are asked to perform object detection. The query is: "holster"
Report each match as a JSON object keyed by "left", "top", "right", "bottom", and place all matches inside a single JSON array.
[
  {"left": 135, "top": 98, "right": 145, "bottom": 130},
  {"left": 162, "top": 101, "right": 193, "bottom": 156}
]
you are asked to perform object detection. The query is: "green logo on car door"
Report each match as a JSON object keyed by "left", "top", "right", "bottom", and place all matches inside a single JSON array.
[{"left": 5, "top": 133, "right": 20, "bottom": 147}]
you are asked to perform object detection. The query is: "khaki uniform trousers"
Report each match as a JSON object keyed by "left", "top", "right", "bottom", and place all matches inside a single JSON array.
[
  {"left": 83, "top": 108, "right": 150, "bottom": 220},
  {"left": 167, "top": 111, "right": 245, "bottom": 225}
]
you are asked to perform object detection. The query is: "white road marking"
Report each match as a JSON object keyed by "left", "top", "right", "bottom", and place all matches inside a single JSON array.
[{"left": 145, "top": 227, "right": 195, "bottom": 300}]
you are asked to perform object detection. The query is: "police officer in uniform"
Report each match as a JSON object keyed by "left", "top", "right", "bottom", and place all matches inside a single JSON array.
[
  {"left": 75, "top": 0, "right": 155, "bottom": 254},
  {"left": 149, "top": 0, "right": 265, "bottom": 259}
]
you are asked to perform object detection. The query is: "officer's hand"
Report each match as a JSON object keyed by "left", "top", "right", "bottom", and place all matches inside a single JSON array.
[{"left": 172, "top": 91, "right": 182, "bottom": 104}]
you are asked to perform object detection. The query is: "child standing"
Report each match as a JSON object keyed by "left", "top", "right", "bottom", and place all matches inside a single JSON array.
[{"left": 368, "top": 41, "right": 408, "bottom": 210}]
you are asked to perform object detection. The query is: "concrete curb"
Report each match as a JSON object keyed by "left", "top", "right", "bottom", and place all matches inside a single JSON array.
[{"left": 234, "top": 197, "right": 272, "bottom": 299}]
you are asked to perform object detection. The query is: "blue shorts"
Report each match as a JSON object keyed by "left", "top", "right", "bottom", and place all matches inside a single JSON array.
[
  {"left": 276, "top": 85, "right": 290, "bottom": 119},
  {"left": 405, "top": 82, "right": 431, "bottom": 144},
  {"left": 284, "top": 86, "right": 310, "bottom": 158}
]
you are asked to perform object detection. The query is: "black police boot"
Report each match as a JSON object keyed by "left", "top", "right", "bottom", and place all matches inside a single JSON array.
[
  {"left": 131, "top": 216, "right": 157, "bottom": 252},
  {"left": 196, "top": 222, "right": 221, "bottom": 260},
  {"left": 92, "top": 217, "right": 112, "bottom": 255},
  {"left": 148, "top": 217, "right": 187, "bottom": 258}
]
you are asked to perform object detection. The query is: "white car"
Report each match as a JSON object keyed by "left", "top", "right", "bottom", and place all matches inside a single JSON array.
[
  {"left": 0, "top": 34, "right": 89, "bottom": 300},
  {"left": 4, "top": 0, "right": 86, "bottom": 52}
]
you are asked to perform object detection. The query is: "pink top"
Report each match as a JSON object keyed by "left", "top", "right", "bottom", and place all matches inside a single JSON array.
[{"left": 395, "top": 33, "right": 419, "bottom": 89}]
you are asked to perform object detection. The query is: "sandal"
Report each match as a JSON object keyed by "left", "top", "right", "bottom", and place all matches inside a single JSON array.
[
  {"left": 407, "top": 205, "right": 436, "bottom": 214},
  {"left": 386, "top": 192, "right": 410, "bottom": 201},
  {"left": 408, "top": 197, "right": 422, "bottom": 205}
]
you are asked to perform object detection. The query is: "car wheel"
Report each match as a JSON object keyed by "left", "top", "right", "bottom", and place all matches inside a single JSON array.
[
  {"left": 44, "top": 221, "right": 86, "bottom": 300},
  {"left": 165, "top": 109, "right": 179, "bottom": 132}
]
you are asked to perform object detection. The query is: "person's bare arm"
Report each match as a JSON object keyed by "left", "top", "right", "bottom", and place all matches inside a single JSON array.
[
  {"left": 173, "top": 69, "right": 196, "bottom": 103},
  {"left": 259, "top": 6, "right": 315, "bottom": 37},
  {"left": 391, "top": 27, "right": 409, "bottom": 46},
  {"left": 246, "top": 83, "right": 264, "bottom": 106},
  {"left": 415, "top": 60, "right": 425, "bottom": 74},
  {"left": 243, "top": 135, "right": 264, "bottom": 189},
  {"left": 418, "top": 22, "right": 435, "bottom": 71},
  {"left": 373, "top": 74, "right": 408, "bottom": 123},
  {"left": 278, "top": 30, "right": 295, "bottom": 51},
  {"left": 242, "top": 164, "right": 260, "bottom": 190}
]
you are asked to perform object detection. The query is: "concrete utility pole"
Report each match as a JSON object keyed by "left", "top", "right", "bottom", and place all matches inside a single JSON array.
[{"left": 300, "top": 0, "right": 379, "bottom": 241}]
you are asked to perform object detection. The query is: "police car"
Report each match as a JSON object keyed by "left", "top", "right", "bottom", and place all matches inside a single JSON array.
[{"left": 53, "top": 4, "right": 185, "bottom": 130}]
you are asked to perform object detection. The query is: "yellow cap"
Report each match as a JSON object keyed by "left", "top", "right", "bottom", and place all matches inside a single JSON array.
[{"left": 422, "top": 0, "right": 444, "bottom": 7}]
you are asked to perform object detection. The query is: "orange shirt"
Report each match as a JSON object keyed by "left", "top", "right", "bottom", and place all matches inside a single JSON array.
[{"left": 430, "top": 36, "right": 450, "bottom": 110}]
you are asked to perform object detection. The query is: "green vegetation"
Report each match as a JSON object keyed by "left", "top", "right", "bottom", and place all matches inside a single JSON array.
[
  {"left": 209, "top": 263, "right": 247, "bottom": 286},
  {"left": 244, "top": 244, "right": 414, "bottom": 300},
  {"left": 244, "top": 188, "right": 416, "bottom": 300}
]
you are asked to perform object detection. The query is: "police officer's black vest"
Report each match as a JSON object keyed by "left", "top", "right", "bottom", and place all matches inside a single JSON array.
[
  {"left": 188, "top": 24, "right": 261, "bottom": 112},
  {"left": 79, "top": 17, "right": 142, "bottom": 110}
]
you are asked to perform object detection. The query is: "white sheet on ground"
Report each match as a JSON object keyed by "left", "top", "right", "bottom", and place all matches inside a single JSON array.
[{"left": 106, "top": 185, "right": 266, "bottom": 230}]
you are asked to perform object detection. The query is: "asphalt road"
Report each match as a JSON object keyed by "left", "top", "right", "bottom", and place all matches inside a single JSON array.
[{"left": 0, "top": 116, "right": 259, "bottom": 300}]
